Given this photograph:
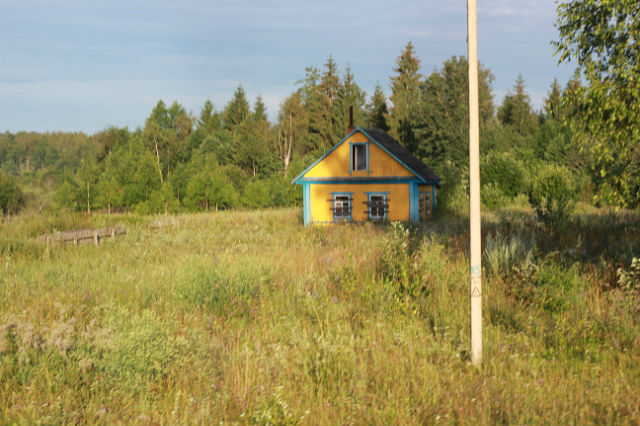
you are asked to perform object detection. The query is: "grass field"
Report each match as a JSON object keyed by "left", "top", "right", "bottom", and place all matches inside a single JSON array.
[{"left": 1, "top": 207, "right": 639, "bottom": 424}]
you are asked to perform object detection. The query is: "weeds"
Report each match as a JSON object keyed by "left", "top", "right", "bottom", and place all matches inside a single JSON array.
[
  {"left": 483, "top": 230, "right": 536, "bottom": 278},
  {"left": 0, "top": 208, "right": 639, "bottom": 423},
  {"left": 378, "top": 222, "right": 428, "bottom": 315}
]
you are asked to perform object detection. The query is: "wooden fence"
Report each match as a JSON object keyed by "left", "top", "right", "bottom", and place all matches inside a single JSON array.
[{"left": 39, "top": 225, "right": 126, "bottom": 245}]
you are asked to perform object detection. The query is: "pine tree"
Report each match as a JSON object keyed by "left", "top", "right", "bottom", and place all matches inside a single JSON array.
[
  {"left": 544, "top": 79, "right": 563, "bottom": 120},
  {"left": 366, "top": 83, "right": 389, "bottom": 130},
  {"left": 320, "top": 56, "right": 342, "bottom": 149},
  {"left": 411, "top": 56, "right": 494, "bottom": 167},
  {"left": 198, "top": 100, "right": 222, "bottom": 134},
  {"left": 253, "top": 95, "right": 268, "bottom": 123},
  {"left": 387, "top": 42, "right": 422, "bottom": 146},
  {"left": 224, "top": 85, "right": 251, "bottom": 131},
  {"left": 335, "top": 65, "right": 366, "bottom": 136},
  {"left": 297, "top": 66, "right": 325, "bottom": 154},
  {"left": 497, "top": 74, "right": 538, "bottom": 136}
]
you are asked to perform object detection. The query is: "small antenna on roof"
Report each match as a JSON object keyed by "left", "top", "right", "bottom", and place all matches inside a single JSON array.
[{"left": 348, "top": 106, "right": 354, "bottom": 132}]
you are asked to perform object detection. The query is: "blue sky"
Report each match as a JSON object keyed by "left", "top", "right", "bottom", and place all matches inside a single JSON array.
[{"left": 0, "top": 0, "right": 574, "bottom": 133}]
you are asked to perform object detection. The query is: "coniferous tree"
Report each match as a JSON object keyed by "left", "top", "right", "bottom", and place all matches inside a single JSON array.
[
  {"left": 544, "top": 79, "right": 563, "bottom": 120},
  {"left": 198, "top": 100, "right": 214, "bottom": 128},
  {"left": 296, "top": 66, "right": 325, "bottom": 154},
  {"left": 497, "top": 74, "right": 538, "bottom": 136},
  {"left": 320, "top": 56, "right": 342, "bottom": 149},
  {"left": 230, "top": 95, "right": 274, "bottom": 177},
  {"left": 412, "top": 56, "right": 494, "bottom": 167},
  {"left": 366, "top": 84, "right": 390, "bottom": 131},
  {"left": 253, "top": 96, "right": 268, "bottom": 123},
  {"left": 224, "top": 86, "right": 251, "bottom": 131},
  {"left": 335, "top": 65, "right": 366, "bottom": 134},
  {"left": 387, "top": 42, "right": 422, "bottom": 147}
]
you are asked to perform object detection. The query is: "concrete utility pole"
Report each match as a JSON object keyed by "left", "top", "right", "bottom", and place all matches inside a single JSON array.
[{"left": 467, "top": 0, "right": 483, "bottom": 366}]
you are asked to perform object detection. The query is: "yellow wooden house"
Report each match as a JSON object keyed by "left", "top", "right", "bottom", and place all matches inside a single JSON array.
[{"left": 293, "top": 126, "right": 441, "bottom": 226}]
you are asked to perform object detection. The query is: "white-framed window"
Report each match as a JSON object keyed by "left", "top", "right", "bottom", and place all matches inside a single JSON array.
[
  {"left": 418, "top": 191, "right": 425, "bottom": 218},
  {"left": 425, "top": 190, "right": 431, "bottom": 216},
  {"left": 350, "top": 143, "right": 368, "bottom": 172},
  {"left": 332, "top": 193, "right": 352, "bottom": 221},
  {"left": 367, "top": 192, "right": 388, "bottom": 220}
]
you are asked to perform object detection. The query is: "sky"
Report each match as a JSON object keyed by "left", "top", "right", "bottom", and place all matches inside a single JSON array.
[{"left": 0, "top": 0, "right": 575, "bottom": 134}]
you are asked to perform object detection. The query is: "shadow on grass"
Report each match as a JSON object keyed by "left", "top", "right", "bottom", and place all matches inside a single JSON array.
[{"left": 411, "top": 206, "right": 640, "bottom": 282}]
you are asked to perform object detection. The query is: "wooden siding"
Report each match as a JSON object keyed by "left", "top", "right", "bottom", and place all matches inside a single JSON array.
[
  {"left": 309, "top": 183, "right": 411, "bottom": 223},
  {"left": 303, "top": 131, "right": 415, "bottom": 179}
]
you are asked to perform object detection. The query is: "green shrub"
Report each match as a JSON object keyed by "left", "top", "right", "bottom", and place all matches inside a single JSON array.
[
  {"left": 533, "top": 261, "right": 583, "bottom": 314},
  {"left": 184, "top": 168, "right": 237, "bottom": 211},
  {"left": 433, "top": 160, "right": 468, "bottom": 215},
  {"left": 481, "top": 182, "right": 507, "bottom": 210},
  {"left": 483, "top": 231, "right": 536, "bottom": 277},
  {"left": 145, "top": 181, "right": 181, "bottom": 214},
  {"left": 529, "top": 164, "right": 577, "bottom": 227},
  {"left": 481, "top": 151, "right": 528, "bottom": 199},
  {"left": 0, "top": 172, "right": 26, "bottom": 215},
  {"left": 242, "top": 179, "right": 271, "bottom": 209},
  {"left": 378, "top": 223, "right": 426, "bottom": 314}
]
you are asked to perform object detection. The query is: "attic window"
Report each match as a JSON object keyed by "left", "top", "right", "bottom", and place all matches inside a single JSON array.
[{"left": 351, "top": 143, "right": 368, "bottom": 172}]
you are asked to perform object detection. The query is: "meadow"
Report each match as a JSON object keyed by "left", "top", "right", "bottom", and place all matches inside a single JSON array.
[{"left": 0, "top": 206, "right": 639, "bottom": 424}]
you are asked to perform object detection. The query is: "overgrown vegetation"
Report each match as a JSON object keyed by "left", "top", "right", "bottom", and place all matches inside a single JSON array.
[{"left": 0, "top": 207, "right": 638, "bottom": 423}]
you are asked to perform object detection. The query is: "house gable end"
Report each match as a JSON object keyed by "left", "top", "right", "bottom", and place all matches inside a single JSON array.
[{"left": 293, "top": 127, "right": 424, "bottom": 183}]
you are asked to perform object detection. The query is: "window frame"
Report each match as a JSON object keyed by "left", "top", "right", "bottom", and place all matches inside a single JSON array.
[
  {"left": 425, "top": 190, "right": 431, "bottom": 216},
  {"left": 366, "top": 192, "right": 388, "bottom": 220},
  {"left": 332, "top": 192, "right": 353, "bottom": 221},
  {"left": 349, "top": 142, "right": 369, "bottom": 174}
]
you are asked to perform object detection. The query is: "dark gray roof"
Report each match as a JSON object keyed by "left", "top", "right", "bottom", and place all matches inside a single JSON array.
[{"left": 364, "top": 128, "right": 442, "bottom": 183}]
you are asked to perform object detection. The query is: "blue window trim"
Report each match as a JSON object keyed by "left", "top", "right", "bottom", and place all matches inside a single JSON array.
[
  {"left": 349, "top": 142, "right": 370, "bottom": 175},
  {"left": 331, "top": 192, "right": 353, "bottom": 221},
  {"left": 366, "top": 192, "right": 388, "bottom": 220}
]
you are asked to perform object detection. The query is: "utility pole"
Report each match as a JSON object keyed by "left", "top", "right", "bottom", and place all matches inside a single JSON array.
[{"left": 468, "top": 0, "right": 483, "bottom": 366}]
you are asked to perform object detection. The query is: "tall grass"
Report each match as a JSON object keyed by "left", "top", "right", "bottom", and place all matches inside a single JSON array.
[{"left": 0, "top": 207, "right": 639, "bottom": 423}]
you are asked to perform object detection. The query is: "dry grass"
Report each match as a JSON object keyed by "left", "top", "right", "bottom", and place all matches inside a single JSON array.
[{"left": 0, "top": 207, "right": 639, "bottom": 424}]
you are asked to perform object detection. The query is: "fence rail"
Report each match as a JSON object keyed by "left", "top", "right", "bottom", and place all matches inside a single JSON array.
[{"left": 39, "top": 225, "right": 126, "bottom": 245}]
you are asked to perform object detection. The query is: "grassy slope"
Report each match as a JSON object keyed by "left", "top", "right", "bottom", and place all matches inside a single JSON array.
[{"left": 0, "top": 208, "right": 639, "bottom": 424}]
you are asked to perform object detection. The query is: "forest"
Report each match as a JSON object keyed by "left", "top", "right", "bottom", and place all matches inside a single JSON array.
[{"left": 1, "top": 23, "right": 638, "bottom": 219}]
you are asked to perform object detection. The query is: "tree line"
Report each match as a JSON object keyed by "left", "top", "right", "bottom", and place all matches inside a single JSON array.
[{"left": 1, "top": 0, "right": 639, "bottom": 216}]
